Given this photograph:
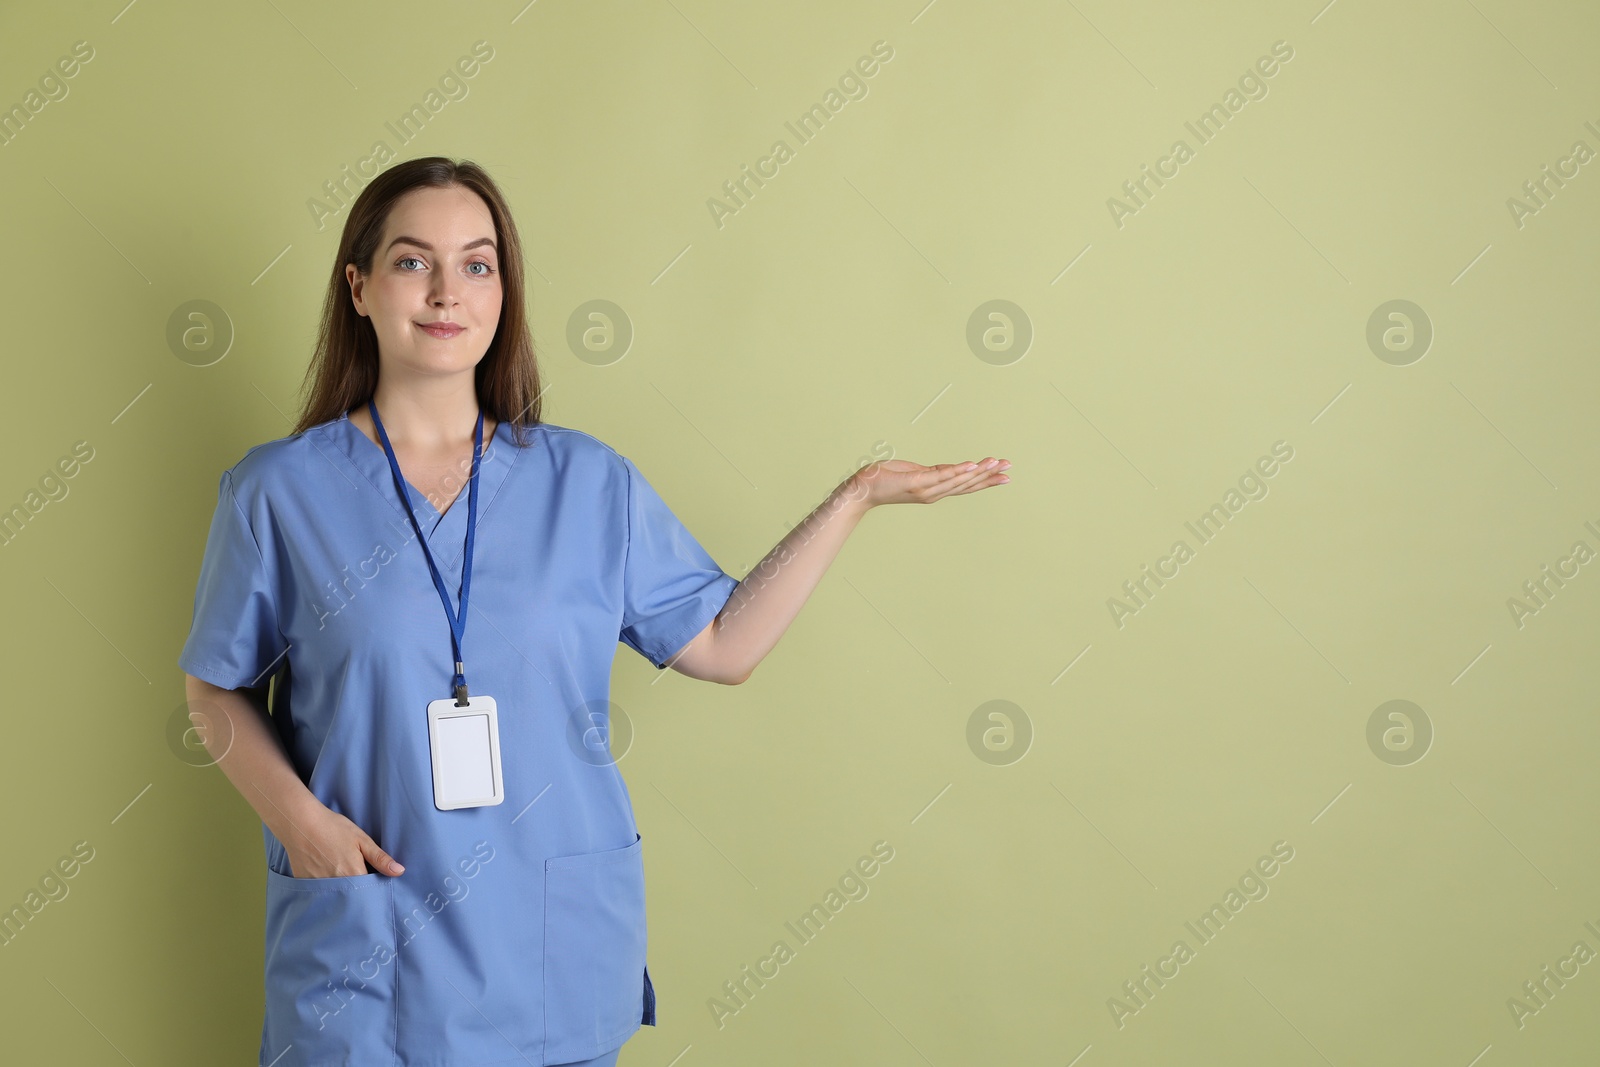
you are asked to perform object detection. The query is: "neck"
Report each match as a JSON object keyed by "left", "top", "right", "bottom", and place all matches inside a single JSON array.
[{"left": 366, "top": 374, "right": 486, "bottom": 450}]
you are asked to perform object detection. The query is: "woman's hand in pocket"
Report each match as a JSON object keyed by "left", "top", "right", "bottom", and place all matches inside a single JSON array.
[{"left": 283, "top": 804, "right": 404, "bottom": 878}]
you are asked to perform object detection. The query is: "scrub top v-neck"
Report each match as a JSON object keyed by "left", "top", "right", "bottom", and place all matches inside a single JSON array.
[{"left": 178, "top": 411, "right": 741, "bottom": 1067}]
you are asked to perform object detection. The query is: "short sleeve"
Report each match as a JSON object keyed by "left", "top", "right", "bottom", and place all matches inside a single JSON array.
[
  {"left": 177, "top": 469, "right": 289, "bottom": 690},
  {"left": 618, "top": 455, "right": 740, "bottom": 669}
]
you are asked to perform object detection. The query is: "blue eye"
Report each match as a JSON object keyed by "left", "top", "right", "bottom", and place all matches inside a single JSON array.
[{"left": 395, "top": 256, "right": 495, "bottom": 275}]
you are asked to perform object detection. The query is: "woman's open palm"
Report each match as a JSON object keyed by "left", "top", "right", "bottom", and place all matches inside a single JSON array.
[{"left": 852, "top": 457, "right": 1011, "bottom": 507}]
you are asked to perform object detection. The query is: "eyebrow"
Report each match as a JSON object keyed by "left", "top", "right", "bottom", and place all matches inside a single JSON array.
[{"left": 386, "top": 235, "right": 498, "bottom": 254}]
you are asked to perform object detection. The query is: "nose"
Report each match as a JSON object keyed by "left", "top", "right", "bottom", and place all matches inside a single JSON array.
[{"left": 428, "top": 272, "right": 461, "bottom": 309}]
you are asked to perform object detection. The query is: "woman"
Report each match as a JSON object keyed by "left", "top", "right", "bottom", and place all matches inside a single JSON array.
[{"left": 179, "top": 156, "right": 1010, "bottom": 1066}]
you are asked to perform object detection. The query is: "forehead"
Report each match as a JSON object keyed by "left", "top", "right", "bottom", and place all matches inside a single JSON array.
[{"left": 382, "top": 185, "right": 497, "bottom": 248}]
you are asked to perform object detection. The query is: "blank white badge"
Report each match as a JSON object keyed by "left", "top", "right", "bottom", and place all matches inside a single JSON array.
[{"left": 427, "top": 694, "right": 505, "bottom": 810}]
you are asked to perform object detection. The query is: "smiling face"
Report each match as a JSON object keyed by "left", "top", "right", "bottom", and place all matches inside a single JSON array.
[{"left": 346, "top": 183, "right": 504, "bottom": 380}]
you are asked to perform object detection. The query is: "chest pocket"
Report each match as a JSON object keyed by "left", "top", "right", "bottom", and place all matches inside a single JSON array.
[{"left": 541, "top": 832, "right": 651, "bottom": 1064}]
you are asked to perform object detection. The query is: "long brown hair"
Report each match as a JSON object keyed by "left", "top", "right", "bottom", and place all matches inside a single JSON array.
[{"left": 291, "top": 156, "right": 543, "bottom": 447}]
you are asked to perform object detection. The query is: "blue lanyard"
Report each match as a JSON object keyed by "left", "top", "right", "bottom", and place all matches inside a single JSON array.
[{"left": 368, "top": 400, "right": 484, "bottom": 706}]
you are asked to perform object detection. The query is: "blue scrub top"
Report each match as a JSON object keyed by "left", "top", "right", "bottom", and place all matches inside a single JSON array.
[{"left": 178, "top": 410, "right": 740, "bottom": 1067}]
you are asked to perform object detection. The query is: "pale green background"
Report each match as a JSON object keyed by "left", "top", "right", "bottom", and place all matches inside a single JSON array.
[{"left": 1, "top": 0, "right": 1597, "bottom": 1064}]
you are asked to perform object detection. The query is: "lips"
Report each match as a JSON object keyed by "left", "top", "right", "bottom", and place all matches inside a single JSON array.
[{"left": 416, "top": 322, "right": 465, "bottom": 338}]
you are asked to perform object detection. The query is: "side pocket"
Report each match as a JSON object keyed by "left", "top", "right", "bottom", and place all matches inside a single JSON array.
[
  {"left": 261, "top": 869, "right": 397, "bottom": 1066},
  {"left": 542, "top": 832, "right": 648, "bottom": 1063}
]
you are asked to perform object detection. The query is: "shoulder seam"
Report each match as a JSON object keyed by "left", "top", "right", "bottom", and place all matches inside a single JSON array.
[
  {"left": 536, "top": 424, "right": 625, "bottom": 463},
  {"left": 620, "top": 453, "right": 638, "bottom": 631},
  {"left": 223, "top": 429, "right": 318, "bottom": 489},
  {"left": 220, "top": 469, "right": 289, "bottom": 656},
  {"left": 221, "top": 470, "right": 267, "bottom": 566},
  {"left": 232, "top": 427, "right": 310, "bottom": 468}
]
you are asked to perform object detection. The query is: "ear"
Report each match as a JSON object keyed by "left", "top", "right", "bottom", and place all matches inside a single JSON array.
[{"left": 346, "top": 263, "right": 368, "bottom": 318}]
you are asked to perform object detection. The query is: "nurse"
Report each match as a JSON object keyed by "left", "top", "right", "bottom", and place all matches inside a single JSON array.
[{"left": 179, "top": 156, "right": 1010, "bottom": 1067}]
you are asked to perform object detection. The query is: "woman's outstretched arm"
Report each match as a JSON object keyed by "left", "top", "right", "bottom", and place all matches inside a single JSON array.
[{"left": 666, "top": 456, "right": 1011, "bottom": 684}]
